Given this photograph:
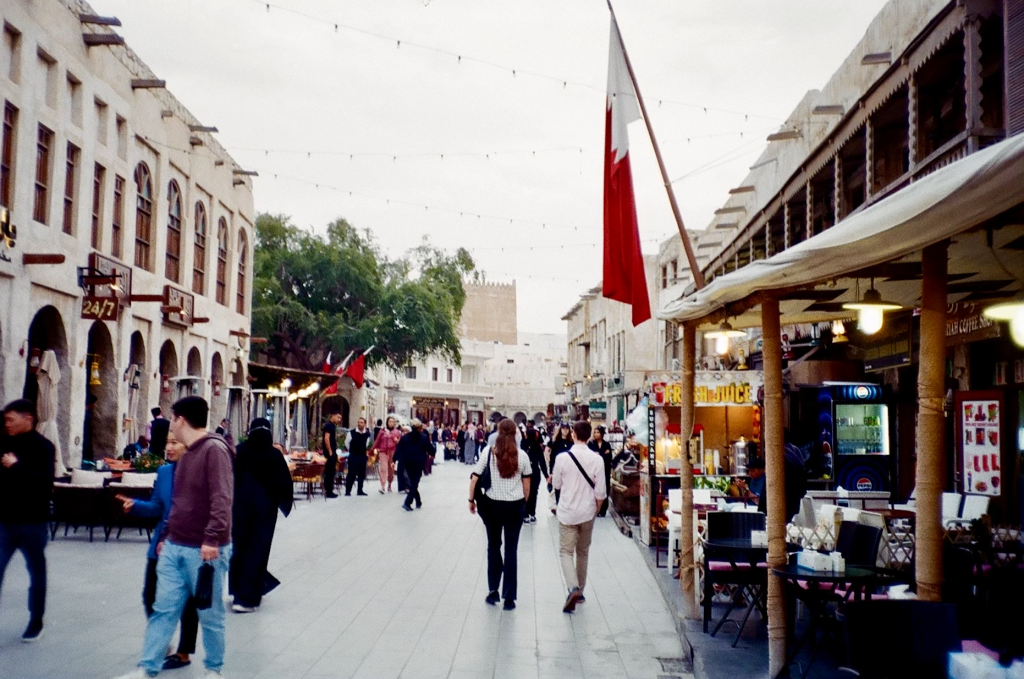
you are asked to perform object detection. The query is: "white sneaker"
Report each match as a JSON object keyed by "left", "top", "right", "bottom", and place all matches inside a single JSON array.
[
  {"left": 200, "top": 671, "right": 222, "bottom": 678},
  {"left": 232, "top": 603, "right": 258, "bottom": 613},
  {"left": 112, "top": 669, "right": 155, "bottom": 679}
]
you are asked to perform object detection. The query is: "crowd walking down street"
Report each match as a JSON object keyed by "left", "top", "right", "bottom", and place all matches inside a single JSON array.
[{"left": 0, "top": 408, "right": 685, "bottom": 679}]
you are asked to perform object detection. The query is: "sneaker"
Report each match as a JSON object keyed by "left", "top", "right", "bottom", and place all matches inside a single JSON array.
[
  {"left": 325, "top": 493, "right": 339, "bottom": 499},
  {"left": 21, "top": 620, "right": 43, "bottom": 642},
  {"left": 402, "top": 504, "right": 414, "bottom": 512},
  {"left": 232, "top": 604, "right": 258, "bottom": 613},
  {"left": 162, "top": 654, "right": 192, "bottom": 670},
  {"left": 415, "top": 501, "right": 423, "bottom": 509},
  {"left": 378, "top": 489, "right": 386, "bottom": 495},
  {"left": 578, "top": 594, "right": 586, "bottom": 603},
  {"left": 357, "top": 491, "right": 368, "bottom": 496},
  {"left": 485, "top": 591, "right": 500, "bottom": 605},
  {"left": 199, "top": 671, "right": 222, "bottom": 678},
  {"left": 344, "top": 492, "right": 351, "bottom": 497},
  {"left": 112, "top": 670, "right": 157, "bottom": 679},
  {"left": 562, "top": 587, "right": 582, "bottom": 613},
  {"left": 503, "top": 599, "right": 516, "bottom": 610}
]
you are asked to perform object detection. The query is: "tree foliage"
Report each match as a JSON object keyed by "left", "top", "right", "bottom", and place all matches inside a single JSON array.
[{"left": 252, "top": 214, "right": 474, "bottom": 371}]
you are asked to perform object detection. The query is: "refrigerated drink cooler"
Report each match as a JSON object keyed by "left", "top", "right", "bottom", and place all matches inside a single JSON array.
[{"left": 816, "top": 383, "right": 894, "bottom": 493}]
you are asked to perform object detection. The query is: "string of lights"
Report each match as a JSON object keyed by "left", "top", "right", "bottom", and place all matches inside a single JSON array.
[{"left": 242, "top": 0, "right": 784, "bottom": 123}]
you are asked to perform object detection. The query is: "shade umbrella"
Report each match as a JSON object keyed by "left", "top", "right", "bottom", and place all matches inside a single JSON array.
[
  {"left": 35, "top": 350, "right": 66, "bottom": 476},
  {"left": 126, "top": 363, "right": 141, "bottom": 445}
]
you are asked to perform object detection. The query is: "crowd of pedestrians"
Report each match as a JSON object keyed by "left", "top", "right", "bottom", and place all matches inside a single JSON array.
[{"left": 1, "top": 391, "right": 621, "bottom": 676}]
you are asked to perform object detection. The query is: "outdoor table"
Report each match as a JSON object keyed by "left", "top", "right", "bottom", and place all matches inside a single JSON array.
[
  {"left": 771, "top": 563, "right": 878, "bottom": 678},
  {"left": 704, "top": 538, "right": 800, "bottom": 647}
]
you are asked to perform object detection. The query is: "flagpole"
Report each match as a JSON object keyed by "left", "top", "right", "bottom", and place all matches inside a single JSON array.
[{"left": 606, "top": 0, "right": 705, "bottom": 290}]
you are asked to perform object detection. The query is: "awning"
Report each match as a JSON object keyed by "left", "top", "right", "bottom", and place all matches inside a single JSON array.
[{"left": 660, "top": 132, "right": 1024, "bottom": 324}]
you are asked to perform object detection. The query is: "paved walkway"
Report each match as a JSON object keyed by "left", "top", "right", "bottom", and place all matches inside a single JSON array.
[{"left": 0, "top": 460, "right": 689, "bottom": 679}]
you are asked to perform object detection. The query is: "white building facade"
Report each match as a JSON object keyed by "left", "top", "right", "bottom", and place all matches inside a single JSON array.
[{"left": 0, "top": 0, "right": 254, "bottom": 470}]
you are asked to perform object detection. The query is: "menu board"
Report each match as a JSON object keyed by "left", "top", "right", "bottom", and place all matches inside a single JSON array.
[{"left": 962, "top": 399, "right": 1001, "bottom": 497}]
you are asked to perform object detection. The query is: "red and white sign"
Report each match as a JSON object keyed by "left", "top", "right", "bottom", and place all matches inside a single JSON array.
[{"left": 961, "top": 398, "right": 1001, "bottom": 497}]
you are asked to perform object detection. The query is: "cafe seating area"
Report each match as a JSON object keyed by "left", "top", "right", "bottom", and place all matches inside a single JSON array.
[{"left": 49, "top": 469, "right": 159, "bottom": 543}]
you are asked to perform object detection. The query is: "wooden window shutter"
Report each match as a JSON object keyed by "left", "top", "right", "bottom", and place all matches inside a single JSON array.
[{"left": 1008, "top": 0, "right": 1024, "bottom": 135}]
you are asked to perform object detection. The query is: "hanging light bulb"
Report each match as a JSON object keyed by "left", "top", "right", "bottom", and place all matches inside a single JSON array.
[
  {"left": 705, "top": 322, "right": 747, "bottom": 356},
  {"left": 842, "top": 283, "right": 900, "bottom": 336},
  {"left": 89, "top": 358, "right": 102, "bottom": 386},
  {"left": 280, "top": 378, "right": 292, "bottom": 390},
  {"left": 831, "top": 319, "right": 848, "bottom": 343},
  {"left": 983, "top": 299, "right": 1024, "bottom": 348}
]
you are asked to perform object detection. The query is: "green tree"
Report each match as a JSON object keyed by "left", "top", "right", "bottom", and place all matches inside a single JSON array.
[{"left": 252, "top": 213, "right": 474, "bottom": 371}]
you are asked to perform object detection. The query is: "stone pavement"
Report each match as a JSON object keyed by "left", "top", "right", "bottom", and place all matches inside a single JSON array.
[{"left": 0, "top": 460, "right": 691, "bottom": 679}]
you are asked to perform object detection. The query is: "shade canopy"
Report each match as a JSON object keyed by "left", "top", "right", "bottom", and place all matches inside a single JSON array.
[{"left": 660, "top": 133, "right": 1024, "bottom": 328}]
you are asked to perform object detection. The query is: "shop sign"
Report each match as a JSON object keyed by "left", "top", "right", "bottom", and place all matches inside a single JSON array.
[
  {"left": 88, "top": 253, "right": 133, "bottom": 305},
  {"left": 945, "top": 302, "right": 1000, "bottom": 345},
  {"left": 860, "top": 311, "right": 913, "bottom": 372},
  {"left": 0, "top": 207, "right": 15, "bottom": 263},
  {"left": 81, "top": 296, "right": 118, "bottom": 321},
  {"left": 413, "top": 397, "right": 446, "bottom": 409},
  {"left": 163, "top": 285, "right": 195, "bottom": 326},
  {"left": 589, "top": 400, "right": 607, "bottom": 421},
  {"left": 650, "top": 381, "right": 755, "bottom": 406}
]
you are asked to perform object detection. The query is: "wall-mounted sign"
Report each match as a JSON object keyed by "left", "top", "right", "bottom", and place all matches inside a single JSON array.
[
  {"left": 81, "top": 296, "right": 118, "bottom": 321},
  {"left": 860, "top": 311, "right": 914, "bottom": 372},
  {"left": 89, "top": 252, "right": 132, "bottom": 305},
  {"left": 946, "top": 302, "right": 1000, "bottom": 345},
  {"left": 646, "top": 370, "right": 763, "bottom": 408},
  {"left": 412, "top": 396, "right": 446, "bottom": 409},
  {"left": 163, "top": 285, "right": 195, "bottom": 326}
]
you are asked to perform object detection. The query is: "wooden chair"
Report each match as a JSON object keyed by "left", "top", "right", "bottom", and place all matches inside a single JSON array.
[{"left": 292, "top": 463, "right": 325, "bottom": 501}]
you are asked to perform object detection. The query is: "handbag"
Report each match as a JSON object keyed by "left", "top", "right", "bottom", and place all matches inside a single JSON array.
[
  {"left": 473, "top": 449, "right": 492, "bottom": 503},
  {"left": 194, "top": 562, "right": 215, "bottom": 610}
]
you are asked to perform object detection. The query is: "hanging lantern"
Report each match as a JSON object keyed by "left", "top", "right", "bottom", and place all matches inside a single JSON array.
[
  {"left": 89, "top": 357, "right": 102, "bottom": 386},
  {"left": 831, "top": 319, "right": 849, "bottom": 344},
  {"left": 842, "top": 281, "right": 900, "bottom": 335},
  {"left": 162, "top": 374, "right": 171, "bottom": 393},
  {"left": 705, "top": 322, "right": 746, "bottom": 356},
  {"left": 28, "top": 347, "right": 42, "bottom": 373},
  {"left": 213, "top": 380, "right": 222, "bottom": 397}
]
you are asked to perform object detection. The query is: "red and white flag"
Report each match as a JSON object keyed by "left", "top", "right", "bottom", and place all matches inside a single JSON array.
[
  {"left": 603, "top": 20, "right": 651, "bottom": 326},
  {"left": 322, "top": 351, "right": 332, "bottom": 374}
]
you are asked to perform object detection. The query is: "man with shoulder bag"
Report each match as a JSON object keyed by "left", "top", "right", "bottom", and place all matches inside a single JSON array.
[{"left": 551, "top": 420, "right": 607, "bottom": 613}]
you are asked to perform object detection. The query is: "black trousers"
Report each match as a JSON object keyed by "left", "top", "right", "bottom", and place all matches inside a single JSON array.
[
  {"left": 599, "top": 456, "right": 612, "bottom": 516},
  {"left": 403, "top": 467, "right": 423, "bottom": 508},
  {"left": 323, "top": 453, "right": 338, "bottom": 495},
  {"left": 481, "top": 498, "right": 525, "bottom": 601},
  {"left": 143, "top": 557, "right": 199, "bottom": 655},
  {"left": 0, "top": 522, "right": 47, "bottom": 624},
  {"left": 524, "top": 472, "right": 541, "bottom": 517},
  {"left": 345, "top": 454, "right": 368, "bottom": 494}
]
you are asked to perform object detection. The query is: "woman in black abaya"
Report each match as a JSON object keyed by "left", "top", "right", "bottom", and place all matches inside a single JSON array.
[{"left": 229, "top": 418, "right": 294, "bottom": 612}]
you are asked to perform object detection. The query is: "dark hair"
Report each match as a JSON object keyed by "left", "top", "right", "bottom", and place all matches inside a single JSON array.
[
  {"left": 573, "top": 420, "right": 592, "bottom": 442},
  {"left": 376, "top": 419, "right": 383, "bottom": 426},
  {"left": 526, "top": 420, "right": 535, "bottom": 428},
  {"left": 3, "top": 399, "right": 37, "bottom": 422},
  {"left": 494, "top": 419, "right": 519, "bottom": 479},
  {"left": 171, "top": 396, "right": 208, "bottom": 429},
  {"left": 151, "top": 407, "right": 162, "bottom": 417}
]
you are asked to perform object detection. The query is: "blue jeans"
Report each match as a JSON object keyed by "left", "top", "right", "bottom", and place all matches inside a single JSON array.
[
  {"left": 138, "top": 541, "right": 231, "bottom": 675},
  {"left": 0, "top": 522, "right": 48, "bottom": 624}
]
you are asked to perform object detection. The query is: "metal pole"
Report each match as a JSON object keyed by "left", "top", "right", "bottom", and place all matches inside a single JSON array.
[
  {"left": 606, "top": 1, "right": 705, "bottom": 289},
  {"left": 761, "top": 297, "right": 787, "bottom": 677},
  {"left": 916, "top": 241, "right": 948, "bottom": 602}
]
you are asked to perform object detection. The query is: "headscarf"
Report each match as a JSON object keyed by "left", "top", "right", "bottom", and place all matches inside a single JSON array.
[{"left": 236, "top": 418, "right": 294, "bottom": 516}]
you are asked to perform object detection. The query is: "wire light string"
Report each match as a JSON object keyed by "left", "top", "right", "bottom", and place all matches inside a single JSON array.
[{"left": 245, "top": 0, "right": 783, "bottom": 123}]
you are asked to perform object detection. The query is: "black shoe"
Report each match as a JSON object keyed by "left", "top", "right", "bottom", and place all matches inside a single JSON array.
[
  {"left": 485, "top": 591, "right": 500, "bottom": 605},
  {"left": 21, "top": 620, "right": 43, "bottom": 642},
  {"left": 325, "top": 493, "right": 339, "bottom": 498},
  {"left": 415, "top": 501, "right": 423, "bottom": 509},
  {"left": 344, "top": 492, "right": 351, "bottom": 496},
  {"left": 503, "top": 599, "right": 516, "bottom": 611},
  {"left": 578, "top": 594, "right": 586, "bottom": 603},
  {"left": 402, "top": 504, "right": 414, "bottom": 511},
  {"left": 162, "top": 654, "right": 192, "bottom": 670},
  {"left": 357, "top": 491, "right": 368, "bottom": 496},
  {"left": 563, "top": 587, "right": 582, "bottom": 613}
]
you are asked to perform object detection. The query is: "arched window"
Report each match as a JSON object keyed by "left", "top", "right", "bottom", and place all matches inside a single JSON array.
[
  {"left": 165, "top": 180, "right": 182, "bottom": 282},
  {"left": 192, "top": 201, "right": 207, "bottom": 295},
  {"left": 215, "top": 217, "right": 228, "bottom": 306},
  {"left": 236, "top": 229, "right": 248, "bottom": 314},
  {"left": 133, "top": 162, "right": 152, "bottom": 270}
]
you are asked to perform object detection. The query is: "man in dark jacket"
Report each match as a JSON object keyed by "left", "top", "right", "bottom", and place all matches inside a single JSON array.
[
  {"left": 148, "top": 407, "right": 169, "bottom": 459},
  {"left": 0, "top": 399, "right": 55, "bottom": 642},
  {"left": 521, "top": 421, "right": 548, "bottom": 524},
  {"left": 116, "top": 396, "right": 235, "bottom": 679},
  {"left": 396, "top": 419, "right": 431, "bottom": 511}
]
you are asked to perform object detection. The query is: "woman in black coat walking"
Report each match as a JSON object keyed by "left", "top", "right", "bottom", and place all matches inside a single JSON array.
[{"left": 229, "top": 418, "right": 294, "bottom": 612}]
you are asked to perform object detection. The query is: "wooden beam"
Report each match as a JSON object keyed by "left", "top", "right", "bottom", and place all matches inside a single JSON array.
[
  {"left": 189, "top": 125, "right": 218, "bottom": 133},
  {"left": 229, "top": 329, "right": 250, "bottom": 337},
  {"left": 83, "top": 33, "right": 124, "bottom": 46},
  {"left": 78, "top": 14, "right": 122, "bottom": 26},
  {"left": 131, "top": 79, "right": 166, "bottom": 89},
  {"left": 191, "top": 317, "right": 210, "bottom": 324},
  {"left": 678, "top": 325, "right": 698, "bottom": 620},
  {"left": 232, "top": 169, "right": 259, "bottom": 176},
  {"left": 129, "top": 294, "right": 164, "bottom": 303},
  {"left": 728, "top": 186, "right": 756, "bottom": 194},
  {"left": 23, "top": 253, "right": 65, "bottom": 265}
]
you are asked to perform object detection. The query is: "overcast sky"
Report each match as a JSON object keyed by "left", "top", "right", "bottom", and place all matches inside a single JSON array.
[{"left": 96, "top": 0, "right": 889, "bottom": 336}]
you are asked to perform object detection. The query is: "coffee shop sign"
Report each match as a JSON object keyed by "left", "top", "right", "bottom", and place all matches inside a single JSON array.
[{"left": 653, "top": 382, "right": 756, "bottom": 406}]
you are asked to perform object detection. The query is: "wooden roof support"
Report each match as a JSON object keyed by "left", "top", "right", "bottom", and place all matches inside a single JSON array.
[
  {"left": 189, "top": 125, "right": 218, "bottom": 133},
  {"left": 23, "top": 253, "right": 65, "bottom": 265},
  {"left": 677, "top": 326, "right": 699, "bottom": 620},
  {"left": 78, "top": 14, "right": 122, "bottom": 26},
  {"left": 131, "top": 79, "right": 166, "bottom": 89},
  {"left": 83, "top": 33, "right": 124, "bottom": 47}
]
